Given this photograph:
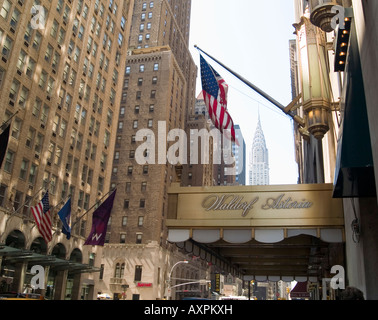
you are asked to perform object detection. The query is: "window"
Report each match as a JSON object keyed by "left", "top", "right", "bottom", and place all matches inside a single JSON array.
[
  {"left": 11, "top": 118, "right": 22, "bottom": 139},
  {"left": 29, "top": 164, "right": 38, "bottom": 184},
  {"left": 26, "top": 58, "right": 36, "bottom": 78},
  {"left": 4, "top": 150, "right": 14, "bottom": 173},
  {"left": 38, "top": 70, "right": 48, "bottom": 89},
  {"left": 17, "top": 50, "right": 27, "bottom": 72},
  {"left": 139, "top": 64, "right": 145, "bottom": 72},
  {"left": 136, "top": 234, "right": 143, "bottom": 244},
  {"left": 33, "top": 31, "right": 42, "bottom": 50},
  {"left": 19, "top": 159, "right": 29, "bottom": 180},
  {"left": 26, "top": 127, "right": 35, "bottom": 148},
  {"left": 133, "top": 120, "right": 138, "bottom": 129},
  {"left": 140, "top": 199, "right": 145, "bottom": 208},
  {"left": 10, "top": 8, "right": 21, "bottom": 29},
  {"left": 153, "top": 63, "right": 159, "bottom": 71},
  {"left": 120, "top": 234, "right": 126, "bottom": 244},
  {"left": 138, "top": 216, "right": 144, "bottom": 227},
  {"left": 122, "top": 216, "right": 127, "bottom": 226},
  {"left": 121, "top": 16, "right": 126, "bottom": 30},
  {"left": 2, "top": 35, "right": 13, "bottom": 59},
  {"left": 0, "top": 0, "right": 11, "bottom": 20},
  {"left": 0, "top": 184, "right": 7, "bottom": 207},
  {"left": 134, "top": 266, "right": 142, "bottom": 281}
]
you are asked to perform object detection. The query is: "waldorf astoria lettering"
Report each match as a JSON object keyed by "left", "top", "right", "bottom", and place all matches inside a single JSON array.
[
  {"left": 202, "top": 194, "right": 259, "bottom": 217},
  {"left": 261, "top": 194, "right": 313, "bottom": 210},
  {"left": 201, "top": 193, "right": 313, "bottom": 217}
]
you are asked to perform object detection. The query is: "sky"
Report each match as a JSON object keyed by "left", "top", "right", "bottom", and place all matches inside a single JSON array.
[{"left": 188, "top": 0, "right": 299, "bottom": 185}]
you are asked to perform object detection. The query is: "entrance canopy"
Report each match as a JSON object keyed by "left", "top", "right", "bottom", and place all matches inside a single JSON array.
[
  {"left": 0, "top": 245, "right": 100, "bottom": 274},
  {"left": 167, "top": 183, "right": 344, "bottom": 279}
]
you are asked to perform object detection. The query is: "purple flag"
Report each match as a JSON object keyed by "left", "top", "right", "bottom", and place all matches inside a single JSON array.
[{"left": 84, "top": 189, "right": 116, "bottom": 246}]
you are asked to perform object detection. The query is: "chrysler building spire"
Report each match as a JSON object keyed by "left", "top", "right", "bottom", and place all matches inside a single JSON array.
[{"left": 249, "top": 114, "right": 270, "bottom": 185}]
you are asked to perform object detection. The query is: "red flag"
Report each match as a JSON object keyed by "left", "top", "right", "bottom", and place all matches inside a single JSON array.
[
  {"left": 200, "top": 55, "right": 238, "bottom": 145},
  {"left": 31, "top": 192, "right": 52, "bottom": 243}
]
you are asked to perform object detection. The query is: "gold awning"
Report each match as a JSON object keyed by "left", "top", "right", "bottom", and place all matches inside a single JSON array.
[{"left": 166, "top": 183, "right": 345, "bottom": 278}]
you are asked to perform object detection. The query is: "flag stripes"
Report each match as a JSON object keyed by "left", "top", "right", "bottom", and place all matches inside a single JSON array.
[
  {"left": 31, "top": 192, "right": 52, "bottom": 243},
  {"left": 200, "top": 54, "right": 237, "bottom": 143}
]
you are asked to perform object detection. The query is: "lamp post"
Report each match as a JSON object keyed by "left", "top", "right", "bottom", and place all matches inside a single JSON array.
[{"left": 167, "top": 260, "right": 188, "bottom": 300}]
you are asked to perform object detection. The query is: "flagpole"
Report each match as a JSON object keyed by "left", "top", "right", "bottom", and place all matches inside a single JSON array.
[
  {"left": 194, "top": 45, "right": 304, "bottom": 126},
  {"left": 0, "top": 186, "right": 45, "bottom": 243},
  {"left": 51, "top": 196, "right": 71, "bottom": 237},
  {"left": 10, "top": 186, "right": 45, "bottom": 216},
  {"left": 0, "top": 109, "right": 20, "bottom": 132},
  {"left": 71, "top": 188, "right": 116, "bottom": 229}
]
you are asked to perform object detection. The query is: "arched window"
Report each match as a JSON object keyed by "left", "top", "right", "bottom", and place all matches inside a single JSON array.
[
  {"left": 120, "top": 263, "right": 125, "bottom": 278},
  {"left": 114, "top": 263, "right": 121, "bottom": 278}
]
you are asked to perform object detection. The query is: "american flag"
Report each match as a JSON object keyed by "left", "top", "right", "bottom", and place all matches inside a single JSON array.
[
  {"left": 31, "top": 192, "right": 52, "bottom": 243},
  {"left": 200, "top": 54, "right": 237, "bottom": 144}
]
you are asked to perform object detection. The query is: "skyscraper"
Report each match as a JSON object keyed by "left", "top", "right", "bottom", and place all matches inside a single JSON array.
[
  {"left": 234, "top": 124, "right": 246, "bottom": 185},
  {"left": 97, "top": 0, "right": 206, "bottom": 300},
  {"left": 0, "top": 0, "right": 134, "bottom": 299},
  {"left": 249, "top": 114, "right": 270, "bottom": 185}
]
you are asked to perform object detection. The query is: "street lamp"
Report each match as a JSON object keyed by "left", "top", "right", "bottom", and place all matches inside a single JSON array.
[
  {"left": 308, "top": 0, "right": 343, "bottom": 32},
  {"left": 293, "top": 12, "right": 332, "bottom": 140},
  {"left": 167, "top": 260, "right": 189, "bottom": 300}
]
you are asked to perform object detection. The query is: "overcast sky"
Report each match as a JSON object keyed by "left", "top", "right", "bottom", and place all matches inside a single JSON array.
[{"left": 189, "top": 0, "right": 299, "bottom": 185}]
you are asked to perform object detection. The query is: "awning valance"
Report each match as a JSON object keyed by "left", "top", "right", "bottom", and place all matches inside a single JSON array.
[{"left": 168, "top": 228, "right": 344, "bottom": 244}]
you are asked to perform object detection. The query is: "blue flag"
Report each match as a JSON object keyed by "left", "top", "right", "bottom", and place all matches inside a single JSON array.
[{"left": 58, "top": 198, "right": 71, "bottom": 240}]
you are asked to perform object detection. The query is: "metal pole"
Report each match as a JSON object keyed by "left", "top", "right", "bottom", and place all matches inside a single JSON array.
[
  {"left": 168, "top": 260, "right": 189, "bottom": 300},
  {"left": 194, "top": 45, "right": 296, "bottom": 121},
  {"left": 0, "top": 109, "right": 19, "bottom": 132},
  {"left": 71, "top": 188, "right": 116, "bottom": 229}
]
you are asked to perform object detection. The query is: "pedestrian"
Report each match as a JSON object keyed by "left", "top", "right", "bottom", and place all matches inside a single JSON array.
[{"left": 340, "top": 286, "right": 365, "bottom": 300}]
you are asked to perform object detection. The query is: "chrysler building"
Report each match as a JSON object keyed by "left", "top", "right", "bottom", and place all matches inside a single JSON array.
[{"left": 249, "top": 115, "right": 270, "bottom": 185}]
